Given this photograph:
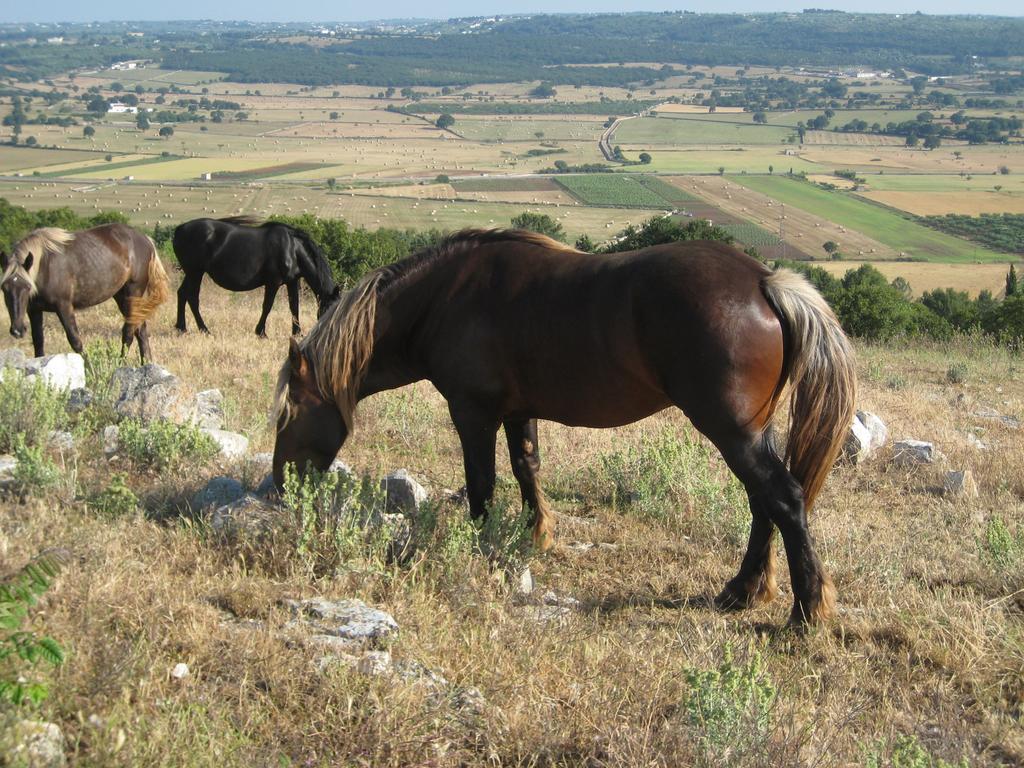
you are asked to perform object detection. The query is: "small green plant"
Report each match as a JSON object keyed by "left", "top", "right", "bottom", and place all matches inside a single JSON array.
[
  {"left": 8, "top": 437, "right": 61, "bottom": 498},
  {"left": 280, "top": 463, "right": 386, "bottom": 576},
  {"left": 864, "top": 734, "right": 968, "bottom": 768},
  {"left": 980, "top": 516, "right": 1020, "bottom": 571},
  {"left": 0, "top": 552, "right": 66, "bottom": 707},
  {"left": 682, "top": 644, "right": 778, "bottom": 763},
  {"left": 945, "top": 361, "right": 968, "bottom": 384},
  {"left": 116, "top": 419, "right": 218, "bottom": 470},
  {"left": 0, "top": 371, "right": 68, "bottom": 452},
  {"left": 87, "top": 473, "right": 139, "bottom": 518}
]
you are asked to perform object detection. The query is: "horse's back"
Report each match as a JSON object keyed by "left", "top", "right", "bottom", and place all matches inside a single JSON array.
[{"left": 174, "top": 218, "right": 293, "bottom": 290}]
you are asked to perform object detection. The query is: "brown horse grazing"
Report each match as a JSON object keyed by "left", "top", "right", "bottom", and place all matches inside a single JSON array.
[
  {"left": 1, "top": 224, "right": 170, "bottom": 361},
  {"left": 271, "top": 230, "right": 856, "bottom": 627}
]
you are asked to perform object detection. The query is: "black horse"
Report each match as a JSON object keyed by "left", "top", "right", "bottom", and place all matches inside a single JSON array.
[{"left": 172, "top": 216, "right": 340, "bottom": 337}]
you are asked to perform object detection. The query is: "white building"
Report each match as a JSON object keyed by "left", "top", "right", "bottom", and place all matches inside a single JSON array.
[{"left": 108, "top": 102, "right": 138, "bottom": 114}]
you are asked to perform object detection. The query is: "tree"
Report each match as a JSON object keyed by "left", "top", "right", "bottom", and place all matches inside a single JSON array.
[
  {"left": 752, "top": 111, "right": 767, "bottom": 124},
  {"left": 329, "top": 111, "right": 339, "bottom": 120},
  {"left": 134, "top": 84, "right": 145, "bottom": 94},
  {"left": 1007, "top": 264, "right": 1019, "bottom": 297},
  {"left": 638, "top": 152, "right": 652, "bottom": 164},
  {"left": 575, "top": 234, "right": 595, "bottom": 253},
  {"left": 434, "top": 174, "right": 450, "bottom": 184},
  {"left": 111, "top": 82, "right": 124, "bottom": 92},
  {"left": 158, "top": 126, "right": 174, "bottom": 139},
  {"left": 435, "top": 113, "right": 455, "bottom": 130},
  {"left": 768, "top": 165, "right": 774, "bottom": 175},
  {"left": 923, "top": 135, "right": 941, "bottom": 149},
  {"left": 717, "top": 166, "right": 725, "bottom": 176},
  {"left": 530, "top": 82, "right": 556, "bottom": 99},
  {"left": 25, "top": 136, "right": 37, "bottom": 146},
  {"left": 510, "top": 212, "right": 565, "bottom": 242},
  {"left": 326, "top": 178, "right": 337, "bottom": 191},
  {"left": 905, "top": 134, "right": 919, "bottom": 147},
  {"left": 534, "top": 131, "right": 544, "bottom": 140},
  {"left": 87, "top": 96, "right": 110, "bottom": 115},
  {"left": 822, "top": 241, "right": 840, "bottom": 259},
  {"left": 235, "top": 112, "right": 248, "bottom": 121},
  {"left": 136, "top": 113, "right": 150, "bottom": 131},
  {"left": 83, "top": 125, "right": 95, "bottom": 138}
]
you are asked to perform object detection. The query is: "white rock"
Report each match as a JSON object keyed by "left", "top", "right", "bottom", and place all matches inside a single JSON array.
[
  {"left": 380, "top": 469, "right": 427, "bottom": 515},
  {"left": 0, "top": 454, "right": 17, "bottom": 490},
  {"left": 286, "top": 598, "right": 398, "bottom": 646},
  {"left": 170, "top": 662, "right": 190, "bottom": 679},
  {"left": 842, "top": 414, "right": 874, "bottom": 464},
  {"left": 112, "top": 364, "right": 182, "bottom": 422},
  {"left": 202, "top": 428, "right": 248, "bottom": 460},
  {"left": 965, "top": 432, "right": 988, "bottom": 450},
  {"left": 47, "top": 430, "right": 74, "bottom": 453},
  {"left": 943, "top": 469, "right": 979, "bottom": 499},
  {"left": 891, "top": 439, "right": 942, "bottom": 466},
  {"left": 190, "top": 389, "right": 225, "bottom": 430},
  {"left": 1, "top": 352, "right": 85, "bottom": 392},
  {"left": 858, "top": 410, "right": 888, "bottom": 451},
  {"left": 4, "top": 720, "right": 66, "bottom": 768},
  {"left": 356, "top": 650, "right": 393, "bottom": 676},
  {"left": 516, "top": 566, "right": 534, "bottom": 596},
  {"left": 102, "top": 425, "right": 119, "bottom": 458}
]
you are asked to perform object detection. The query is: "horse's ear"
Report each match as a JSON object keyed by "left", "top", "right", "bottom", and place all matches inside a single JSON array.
[
  {"left": 288, "top": 337, "right": 309, "bottom": 377},
  {"left": 23, "top": 252, "right": 34, "bottom": 272}
]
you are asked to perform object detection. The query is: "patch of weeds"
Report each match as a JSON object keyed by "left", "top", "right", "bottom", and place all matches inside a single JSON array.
[
  {"left": 863, "top": 734, "right": 968, "bottom": 768},
  {"left": 116, "top": 418, "right": 218, "bottom": 470},
  {"left": 945, "top": 362, "right": 968, "bottom": 385},
  {"left": 76, "top": 339, "right": 124, "bottom": 433},
  {"left": 86, "top": 473, "right": 139, "bottom": 518},
  {"left": 980, "top": 516, "right": 1021, "bottom": 572},
  {"left": 599, "top": 427, "right": 748, "bottom": 545},
  {"left": 682, "top": 644, "right": 778, "bottom": 765},
  {"left": 0, "top": 370, "right": 68, "bottom": 452},
  {"left": 280, "top": 463, "right": 388, "bottom": 577},
  {"left": 0, "top": 551, "right": 66, "bottom": 707},
  {"left": 886, "top": 373, "right": 908, "bottom": 391},
  {"left": 8, "top": 437, "right": 61, "bottom": 499}
]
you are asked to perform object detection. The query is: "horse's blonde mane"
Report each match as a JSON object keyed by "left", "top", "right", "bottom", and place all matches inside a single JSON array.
[
  {"left": 271, "top": 271, "right": 384, "bottom": 432},
  {"left": 3, "top": 228, "right": 75, "bottom": 294}
]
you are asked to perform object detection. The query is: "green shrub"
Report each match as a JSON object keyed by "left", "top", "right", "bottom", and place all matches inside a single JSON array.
[
  {"left": 87, "top": 473, "right": 139, "bottom": 518},
  {"left": 8, "top": 438, "right": 61, "bottom": 498},
  {"left": 864, "top": 734, "right": 968, "bottom": 768},
  {"left": 945, "top": 362, "right": 968, "bottom": 384},
  {"left": 0, "top": 371, "right": 68, "bottom": 452},
  {"left": 116, "top": 419, "right": 218, "bottom": 470},
  {"left": 0, "top": 552, "right": 66, "bottom": 707},
  {"left": 600, "top": 427, "right": 748, "bottom": 544},
  {"left": 682, "top": 645, "right": 778, "bottom": 763},
  {"left": 980, "top": 516, "right": 1020, "bottom": 571}
]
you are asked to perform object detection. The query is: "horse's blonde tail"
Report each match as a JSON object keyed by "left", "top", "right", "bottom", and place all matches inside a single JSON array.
[
  {"left": 762, "top": 268, "right": 857, "bottom": 511},
  {"left": 127, "top": 237, "right": 171, "bottom": 327}
]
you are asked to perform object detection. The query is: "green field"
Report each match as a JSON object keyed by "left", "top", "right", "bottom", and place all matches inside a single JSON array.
[
  {"left": 621, "top": 148, "right": 822, "bottom": 175},
  {"left": 453, "top": 177, "right": 562, "bottom": 193},
  {"left": 0, "top": 146, "right": 102, "bottom": 172},
  {"left": 634, "top": 175, "right": 699, "bottom": 206},
  {"left": 734, "top": 175, "right": 1007, "bottom": 262},
  {"left": 555, "top": 174, "right": 674, "bottom": 208},
  {"left": 721, "top": 222, "right": 784, "bottom": 249},
  {"left": 614, "top": 117, "right": 795, "bottom": 145},
  {"left": 37, "top": 154, "right": 179, "bottom": 178},
  {"left": 655, "top": 109, "right": 926, "bottom": 129},
  {"left": 451, "top": 118, "right": 603, "bottom": 142}
]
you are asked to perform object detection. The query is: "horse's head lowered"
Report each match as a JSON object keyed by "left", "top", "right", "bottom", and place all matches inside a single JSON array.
[
  {"left": 0, "top": 249, "right": 37, "bottom": 339},
  {"left": 271, "top": 337, "right": 348, "bottom": 490}
]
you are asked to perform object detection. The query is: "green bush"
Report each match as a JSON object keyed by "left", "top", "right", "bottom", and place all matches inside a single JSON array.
[
  {"left": 8, "top": 438, "right": 61, "bottom": 498},
  {"left": 682, "top": 645, "right": 778, "bottom": 763},
  {"left": 945, "top": 362, "right": 968, "bottom": 384},
  {"left": 0, "top": 552, "right": 66, "bottom": 707},
  {"left": 0, "top": 371, "right": 68, "bottom": 452},
  {"left": 864, "top": 734, "right": 968, "bottom": 768},
  {"left": 116, "top": 419, "right": 218, "bottom": 470},
  {"left": 87, "top": 473, "right": 139, "bottom": 518},
  {"left": 980, "top": 516, "right": 1021, "bottom": 572}
]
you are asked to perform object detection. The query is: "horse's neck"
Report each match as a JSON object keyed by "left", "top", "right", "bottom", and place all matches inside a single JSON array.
[{"left": 296, "top": 247, "right": 333, "bottom": 297}]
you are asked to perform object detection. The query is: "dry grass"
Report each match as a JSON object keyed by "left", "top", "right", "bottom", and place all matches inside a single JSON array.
[
  {"left": 1, "top": 278, "right": 1023, "bottom": 767},
  {"left": 859, "top": 191, "right": 1024, "bottom": 216}
]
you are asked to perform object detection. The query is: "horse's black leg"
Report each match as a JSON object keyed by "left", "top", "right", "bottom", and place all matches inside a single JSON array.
[
  {"left": 503, "top": 418, "right": 555, "bottom": 551},
  {"left": 286, "top": 280, "right": 301, "bottom": 336},
  {"left": 181, "top": 273, "right": 209, "bottom": 334},
  {"left": 175, "top": 273, "right": 193, "bottom": 332},
  {"left": 716, "top": 433, "right": 833, "bottom": 627},
  {"left": 715, "top": 494, "right": 778, "bottom": 610},
  {"left": 28, "top": 307, "right": 45, "bottom": 357},
  {"left": 54, "top": 302, "right": 84, "bottom": 355},
  {"left": 255, "top": 283, "right": 280, "bottom": 338},
  {"left": 449, "top": 402, "right": 500, "bottom": 522},
  {"left": 113, "top": 290, "right": 137, "bottom": 360}
]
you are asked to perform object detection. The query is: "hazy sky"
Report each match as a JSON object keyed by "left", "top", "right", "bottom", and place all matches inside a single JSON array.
[{"left": 2, "top": 1, "right": 1020, "bottom": 23}]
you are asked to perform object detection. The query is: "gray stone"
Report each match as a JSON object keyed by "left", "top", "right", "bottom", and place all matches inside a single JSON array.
[
  {"left": 112, "top": 364, "right": 183, "bottom": 422},
  {"left": 329, "top": 458, "right": 354, "bottom": 479},
  {"left": 380, "top": 469, "right": 428, "bottom": 515},
  {"left": 285, "top": 597, "right": 398, "bottom": 647},
  {"left": 965, "top": 432, "right": 988, "bottom": 451},
  {"left": 0, "top": 454, "right": 17, "bottom": 491},
  {"left": 190, "top": 389, "right": 225, "bottom": 430},
  {"left": 191, "top": 476, "right": 245, "bottom": 513},
  {"left": 1, "top": 352, "right": 85, "bottom": 392},
  {"left": 248, "top": 452, "right": 274, "bottom": 473},
  {"left": 515, "top": 566, "right": 534, "bottom": 595},
  {"left": 541, "top": 590, "right": 581, "bottom": 609},
  {"left": 377, "top": 512, "right": 413, "bottom": 562},
  {"left": 525, "top": 604, "right": 573, "bottom": 624},
  {"left": 102, "top": 425, "right": 119, "bottom": 458},
  {"left": 210, "top": 494, "right": 282, "bottom": 540},
  {"left": 66, "top": 387, "right": 93, "bottom": 414},
  {"left": 47, "top": 430, "right": 74, "bottom": 453},
  {"left": 4, "top": 720, "right": 66, "bottom": 768},
  {"left": 973, "top": 407, "right": 1021, "bottom": 430},
  {"left": 356, "top": 650, "right": 394, "bottom": 677},
  {"left": 0, "top": 348, "right": 27, "bottom": 368},
  {"left": 943, "top": 469, "right": 979, "bottom": 499},
  {"left": 892, "top": 439, "right": 943, "bottom": 467},
  {"left": 202, "top": 428, "right": 248, "bottom": 461}
]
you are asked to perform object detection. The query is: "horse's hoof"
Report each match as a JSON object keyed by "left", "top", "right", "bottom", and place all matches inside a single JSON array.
[
  {"left": 256, "top": 331, "right": 268, "bottom": 339},
  {"left": 714, "top": 584, "right": 750, "bottom": 612}
]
